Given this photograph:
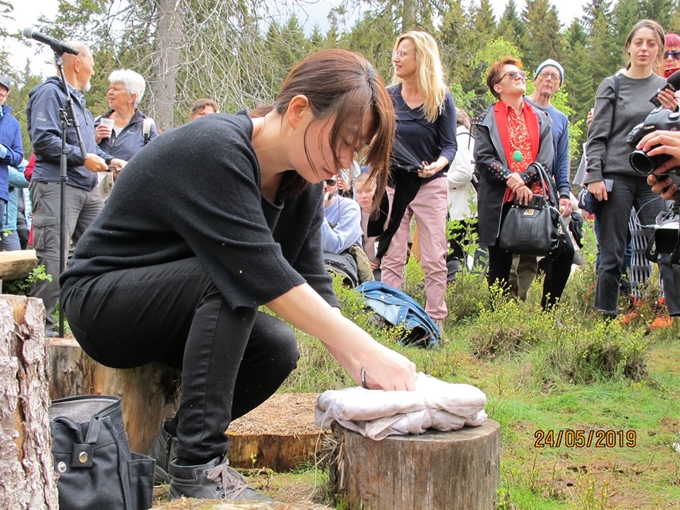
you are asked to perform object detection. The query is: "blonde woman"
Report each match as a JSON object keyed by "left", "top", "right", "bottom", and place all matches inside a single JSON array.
[{"left": 379, "top": 31, "right": 456, "bottom": 328}]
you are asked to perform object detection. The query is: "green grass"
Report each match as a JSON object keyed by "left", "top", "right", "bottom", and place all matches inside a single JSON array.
[{"left": 278, "top": 218, "right": 680, "bottom": 509}]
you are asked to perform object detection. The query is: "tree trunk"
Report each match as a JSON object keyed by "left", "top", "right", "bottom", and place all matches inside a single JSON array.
[
  {"left": 148, "top": 0, "right": 184, "bottom": 131},
  {"left": 49, "top": 338, "right": 181, "bottom": 455},
  {"left": 0, "top": 295, "right": 59, "bottom": 510},
  {"left": 330, "top": 420, "right": 500, "bottom": 510}
]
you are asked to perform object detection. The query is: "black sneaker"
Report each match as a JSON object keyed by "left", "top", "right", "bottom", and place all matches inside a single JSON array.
[
  {"left": 168, "top": 455, "right": 273, "bottom": 501},
  {"left": 149, "top": 418, "right": 177, "bottom": 484}
]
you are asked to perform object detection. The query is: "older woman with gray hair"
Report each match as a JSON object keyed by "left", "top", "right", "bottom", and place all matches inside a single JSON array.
[{"left": 96, "top": 69, "right": 158, "bottom": 161}]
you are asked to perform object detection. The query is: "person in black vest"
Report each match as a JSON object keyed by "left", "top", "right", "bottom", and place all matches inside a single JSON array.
[{"left": 60, "top": 49, "right": 417, "bottom": 502}]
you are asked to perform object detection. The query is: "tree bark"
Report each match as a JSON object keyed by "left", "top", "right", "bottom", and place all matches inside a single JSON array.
[
  {"left": 148, "top": 0, "right": 184, "bottom": 131},
  {"left": 0, "top": 295, "right": 59, "bottom": 510},
  {"left": 49, "top": 338, "right": 181, "bottom": 455},
  {"left": 330, "top": 420, "right": 500, "bottom": 510}
]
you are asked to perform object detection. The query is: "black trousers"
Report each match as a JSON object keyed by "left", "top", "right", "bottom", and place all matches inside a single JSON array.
[{"left": 62, "top": 257, "right": 299, "bottom": 463}]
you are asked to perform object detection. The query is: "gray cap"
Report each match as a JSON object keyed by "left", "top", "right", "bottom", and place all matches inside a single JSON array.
[{"left": 0, "top": 75, "right": 10, "bottom": 92}]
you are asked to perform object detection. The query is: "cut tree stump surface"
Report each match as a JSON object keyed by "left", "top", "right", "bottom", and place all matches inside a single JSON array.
[{"left": 227, "top": 393, "right": 328, "bottom": 471}]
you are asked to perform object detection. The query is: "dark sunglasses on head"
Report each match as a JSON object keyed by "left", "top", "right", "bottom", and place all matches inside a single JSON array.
[
  {"left": 324, "top": 178, "right": 337, "bottom": 186},
  {"left": 500, "top": 70, "right": 527, "bottom": 81},
  {"left": 665, "top": 50, "right": 680, "bottom": 60}
]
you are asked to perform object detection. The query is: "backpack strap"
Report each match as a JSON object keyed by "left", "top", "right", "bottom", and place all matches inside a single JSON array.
[
  {"left": 611, "top": 74, "right": 620, "bottom": 126},
  {"left": 142, "top": 117, "right": 155, "bottom": 145}
]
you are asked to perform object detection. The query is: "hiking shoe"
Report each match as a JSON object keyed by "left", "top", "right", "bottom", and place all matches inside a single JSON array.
[
  {"left": 650, "top": 315, "right": 673, "bottom": 330},
  {"left": 650, "top": 297, "right": 673, "bottom": 330},
  {"left": 168, "top": 455, "right": 273, "bottom": 501},
  {"left": 621, "top": 296, "right": 645, "bottom": 325},
  {"left": 149, "top": 418, "right": 177, "bottom": 484}
]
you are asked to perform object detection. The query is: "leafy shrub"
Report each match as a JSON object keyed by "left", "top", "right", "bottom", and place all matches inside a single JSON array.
[
  {"left": 467, "top": 293, "right": 555, "bottom": 358},
  {"left": 445, "top": 268, "right": 491, "bottom": 322},
  {"left": 536, "top": 319, "right": 649, "bottom": 384},
  {"left": 3, "top": 265, "right": 52, "bottom": 296}
]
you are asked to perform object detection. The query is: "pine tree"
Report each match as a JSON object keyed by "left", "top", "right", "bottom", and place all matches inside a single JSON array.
[
  {"left": 612, "top": 0, "right": 641, "bottom": 51},
  {"left": 582, "top": 0, "right": 613, "bottom": 33},
  {"left": 562, "top": 20, "right": 595, "bottom": 156},
  {"left": 640, "top": 0, "right": 676, "bottom": 28},
  {"left": 463, "top": 0, "right": 499, "bottom": 99},
  {"left": 438, "top": 0, "right": 472, "bottom": 87},
  {"left": 519, "top": 0, "right": 563, "bottom": 72},
  {"left": 589, "top": 11, "right": 621, "bottom": 86},
  {"left": 496, "top": 0, "right": 525, "bottom": 49}
]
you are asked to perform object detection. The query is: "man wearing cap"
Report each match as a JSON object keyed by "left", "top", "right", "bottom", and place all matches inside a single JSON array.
[
  {"left": 27, "top": 42, "right": 126, "bottom": 337},
  {"left": 0, "top": 75, "right": 24, "bottom": 227},
  {"left": 510, "top": 59, "right": 574, "bottom": 304}
]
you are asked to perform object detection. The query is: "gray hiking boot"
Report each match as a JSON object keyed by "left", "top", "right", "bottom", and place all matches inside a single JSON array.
[
  {"left": 168, "top": 455, "right": 273, "bottom": 501},
  {"left": 149, "top": 418, "right": 177, "bottom": 484}
]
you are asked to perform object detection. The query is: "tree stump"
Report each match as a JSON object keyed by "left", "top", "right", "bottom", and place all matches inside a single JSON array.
[
  {"left": 0, "top": 295, "right": 59, "bottom": 510},
  {"left": 227, "top": 393, "right": 329, "bottom": 471},
  {"left": 49, "top": 337, "right": 181, "bottom": 455},
  {"left": 330, "top": 420, "right": 500, "bottom": 510}
]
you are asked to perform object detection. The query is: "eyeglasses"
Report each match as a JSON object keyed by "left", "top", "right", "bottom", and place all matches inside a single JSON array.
[
  {"left": 500, "top": 70, "right": 527, "bottom": 82},
  {"left": 538, "top": 71, "right": 560, "bottom": 82},
  {"left": 393, "top": 50, "right": 409, "bottom": 59},
  {"left": 665, "top": 50, "right": 680, "bottom": 60},
  {"left": 324, "top": 178, "right": 337, "bottom": 186}
]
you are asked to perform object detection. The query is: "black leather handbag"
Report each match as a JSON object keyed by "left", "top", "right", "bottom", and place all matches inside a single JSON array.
[
  {"left": 498, "top": 164, "right": 564, "bottom": 257},
  {"left": 49, "top": 395, "right": 155, "bottom": 510}
]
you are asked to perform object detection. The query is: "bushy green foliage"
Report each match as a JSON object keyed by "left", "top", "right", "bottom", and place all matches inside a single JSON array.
[{"left": 3, "top": 265, "right": 52, "bottom": 296}]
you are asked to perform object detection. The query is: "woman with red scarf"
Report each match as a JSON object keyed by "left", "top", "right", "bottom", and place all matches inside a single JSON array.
[{"left": 475, "top": 57, "right": 568, "bottom": 304}]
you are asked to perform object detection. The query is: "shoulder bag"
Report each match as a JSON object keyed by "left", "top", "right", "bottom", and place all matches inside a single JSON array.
[
  {"left": 49, "top": 395, "right": 155, "bottom": 510},
  {"left": 498, "top": 163, "right": 565, "bottom": 257}
]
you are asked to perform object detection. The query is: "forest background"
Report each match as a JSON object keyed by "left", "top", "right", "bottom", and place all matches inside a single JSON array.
[{"left": 1, "top": 0, "right": 680, "bottom": 175}]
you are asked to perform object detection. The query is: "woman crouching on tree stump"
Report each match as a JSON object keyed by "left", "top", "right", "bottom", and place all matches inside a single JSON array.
[{"left": 59, "top": 49, "right": 417, "bottom": 502}]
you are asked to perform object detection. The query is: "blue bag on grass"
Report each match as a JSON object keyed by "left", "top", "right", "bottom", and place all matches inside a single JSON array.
[{"left": 355, "top": 281, "right": 441, "bottom": 348}]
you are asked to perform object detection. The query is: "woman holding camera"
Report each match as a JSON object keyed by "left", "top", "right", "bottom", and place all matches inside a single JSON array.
[{"left": 584, "top": 19, "right": 678, "bottom": 319}]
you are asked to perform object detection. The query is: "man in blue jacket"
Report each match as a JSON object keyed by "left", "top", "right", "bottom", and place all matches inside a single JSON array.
[
  {"left": 27, "top": 42, "right": 126, "bottom": 336},
  {"left": 0, "top": 75, "right": 24, "bottom": 225}
]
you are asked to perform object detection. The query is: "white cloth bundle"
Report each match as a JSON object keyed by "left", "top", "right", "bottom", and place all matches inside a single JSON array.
[{"left": 315, "top": 373, "right": 487, "bottom": 440}]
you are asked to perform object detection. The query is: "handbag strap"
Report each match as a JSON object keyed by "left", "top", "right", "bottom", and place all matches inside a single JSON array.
[
  {"left": 53, "top": 415, "right": 102, "bottom": 445},
  {"left": 53, "top": 416, "right": 85, "bottom": 443},
  {"left": 527, "top": 162, "right": 558, "bottom": 207}
]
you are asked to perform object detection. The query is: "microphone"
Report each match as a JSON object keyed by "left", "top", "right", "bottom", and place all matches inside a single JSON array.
[
  {"left": 22, "top": 27, "right": 79, "bottom": 56},
  {"left": 650, "top": 69, "right": 680, "bottom": 107}
]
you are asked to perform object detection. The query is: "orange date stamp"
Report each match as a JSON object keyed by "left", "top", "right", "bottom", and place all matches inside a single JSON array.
[{"left": 534, "top": 429, "right": 637, "bottom": 448}]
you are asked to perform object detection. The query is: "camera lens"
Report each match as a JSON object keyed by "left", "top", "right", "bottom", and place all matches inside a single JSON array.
[{"left": 629, "top": 150, "right": 655, "bottom": 174}]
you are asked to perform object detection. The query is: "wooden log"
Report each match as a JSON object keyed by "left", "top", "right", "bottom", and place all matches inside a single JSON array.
[
  {"left": 0, "top": 295, "right": 59, "bottom": 510},
  {"left": 226, "top": 393, "right": 329, "bottom": 471},
  {"left": 49, "top": 337, "right": 181, "bottom": 455},
  {"left": 330, "top": 420, "right": 500, "bottom": 510},
  {"left": 0, "top": 250, "right": 38, "bottom": 281}
]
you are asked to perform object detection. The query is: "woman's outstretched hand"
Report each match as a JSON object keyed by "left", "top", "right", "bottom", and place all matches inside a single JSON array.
[{"left": 361, "top": 346, "right": 417, "bottom": 391}]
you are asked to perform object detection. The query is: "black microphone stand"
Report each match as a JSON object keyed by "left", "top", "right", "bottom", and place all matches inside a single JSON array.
[{"left": 53, "top": 51, "right": 88, "bottom": 337}]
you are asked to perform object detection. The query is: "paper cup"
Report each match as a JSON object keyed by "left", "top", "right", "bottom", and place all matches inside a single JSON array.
[{"left": 99, "top": 118, "right": 115, "bottom": 129}]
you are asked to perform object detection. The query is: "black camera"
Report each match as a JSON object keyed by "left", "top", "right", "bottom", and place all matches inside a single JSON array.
[{"left": 627, "top": 107, "right": 680, "bottom": 175}]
